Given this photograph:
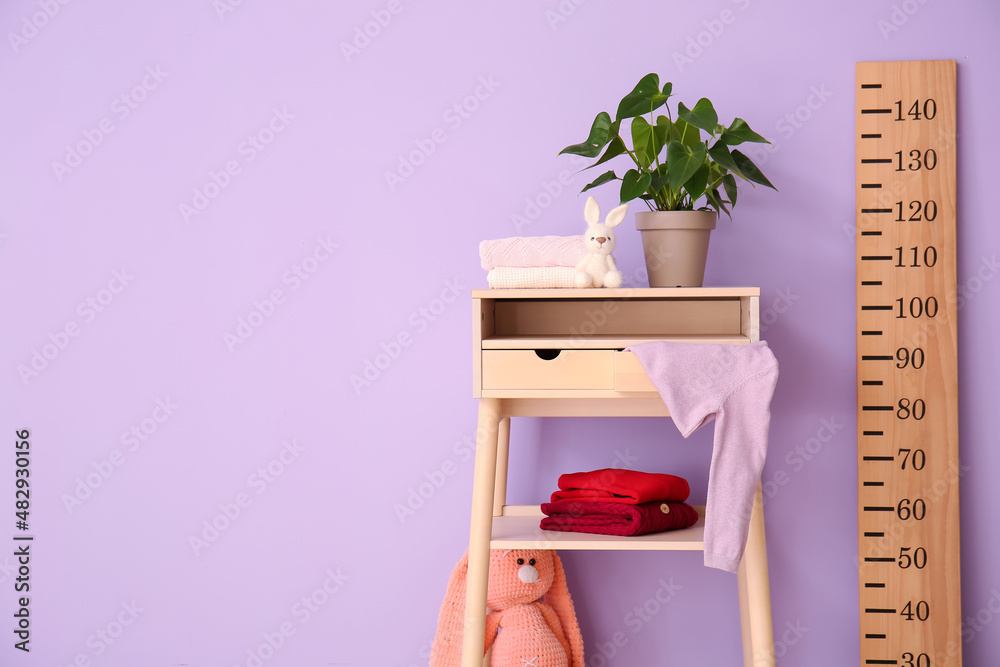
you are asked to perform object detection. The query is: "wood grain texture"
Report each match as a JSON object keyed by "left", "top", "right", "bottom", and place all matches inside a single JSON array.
[
  {"left": 856, "top": 60, "right": 961, "bottom": 666},
  {"left": 462, "top": 288, "right": 774, "bottom": 665}
]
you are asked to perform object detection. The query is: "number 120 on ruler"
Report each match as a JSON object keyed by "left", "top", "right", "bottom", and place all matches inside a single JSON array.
[{"left": 856, "top": 60, "right": 961, "bottom": 667}]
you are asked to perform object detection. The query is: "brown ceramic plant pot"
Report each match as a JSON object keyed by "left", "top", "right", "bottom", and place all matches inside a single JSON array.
[{"left": 634, "top": 210, "right": 718, "bottom": 287}]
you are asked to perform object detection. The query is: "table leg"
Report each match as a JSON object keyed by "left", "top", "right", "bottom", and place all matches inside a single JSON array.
[
  {"left": 462, "top": 398, "right": 501, "bottom": 667},
  {"left": 738, "top": 483, "right": 775, "bottom": 667},
  {"left": 492, "top": 417, "right": 510, "bottom": 517}
]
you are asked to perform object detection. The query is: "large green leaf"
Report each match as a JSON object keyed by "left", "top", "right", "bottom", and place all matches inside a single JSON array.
[
  {"left": 589, "top": 135, "right": 627, "bottom": 169},
  {"left": 653, "top": 116, "right": 671, "bottom": 157},
  {"left": 707, "top": 140, "right": 740, "bottom": 172},
  {"left": 665, "top": 140, "right": 707, "bottom": 190},
  {"left": 615, "top": 73, "right": 670, "bottom": 121},
  {"left": 732, "top": 149, "right": 776, "bottom": 189},
  {"left": 684, "top": 164, "right": 710, "bottom": 203},
  {"left": 722, "top": 173, "right": 739, "bottom": 206},
  {"left": 671, "top": 117, "right": 701, "bottom": 151},
  {"left": 620, "top": 169, "right": 652, "bottom": 204},
  {"left": 581, "top": 170, "right": 619, "bottom": 193},
  {"left": 559, "top": 111, "right": 613, "bottom": 157},
  {"left": 631, "top": 116, "right": 654, "bottom": 169},
  {"left": 721, "top": 118, "right": 768, "bottom": 145},
  {"left": 649, "top": 165, "right": 669, "bottom": 195},
  {"left": 677, "top": 98, "right": 719, "bottom": 134},
  {"left": 714, "top": 188, "right": 731, "bottom": 217},
  {"left": 705, "top": 188, "right": 731, "bottom": 218}
]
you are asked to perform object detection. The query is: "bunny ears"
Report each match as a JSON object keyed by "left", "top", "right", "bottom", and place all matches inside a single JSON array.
[
  {"left": 429, "top": 549, "right": 585, "bottom": 667},
  {"left": 430, "top": 550, "right": 470, "bottom": 667},
  {"left": 584, "top": 195, "right": 629, "bottom": 229}
]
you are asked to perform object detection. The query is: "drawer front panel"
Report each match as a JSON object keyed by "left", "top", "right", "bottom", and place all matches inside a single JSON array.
[
  {"left": 481, "top": 350, "right": 614, "bottom": 390},
  {"left": 613, "top": 351, "right": 658, "bottom": 393}
]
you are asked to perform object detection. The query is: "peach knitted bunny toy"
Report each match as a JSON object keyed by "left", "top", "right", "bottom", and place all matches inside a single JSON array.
[{"left": 430, "top": 549, "right": 584, "bottom": 667}]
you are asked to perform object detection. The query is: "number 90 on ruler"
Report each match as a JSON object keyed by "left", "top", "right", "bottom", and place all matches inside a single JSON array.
[{"left": 856, "top": 60, "right": 961, "bottom": 666}]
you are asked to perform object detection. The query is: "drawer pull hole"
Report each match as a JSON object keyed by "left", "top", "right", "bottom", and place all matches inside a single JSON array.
[{"left": 534, "top": 349, "right": 561, "bottom": 361}]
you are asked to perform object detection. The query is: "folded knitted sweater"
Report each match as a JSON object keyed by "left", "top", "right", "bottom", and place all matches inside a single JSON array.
[
  {"left": 540, "top": 500, "right": 699, "bottom": 537},
  {"left": 550, "top": 468, "right": 690, "bottom": 504}
]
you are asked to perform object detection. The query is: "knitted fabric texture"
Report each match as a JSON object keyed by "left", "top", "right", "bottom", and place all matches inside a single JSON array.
[
  {"left": 487, "top": 266, "right": 578, "bottom": 289},
  {"left": 625, "top": 340, "right": 779, "bottom": 573},
  {"left": 550, "top": 468, "right": 691, "bottom": 504},
  {"left": 540, "top": 500, "right": 699, "bottom": 537},
  {"left": 430, "top": 549, "right": 584, "bottom": 667},
  {"left": 480, "top": 235, "right": 587, "bottom": 270}
]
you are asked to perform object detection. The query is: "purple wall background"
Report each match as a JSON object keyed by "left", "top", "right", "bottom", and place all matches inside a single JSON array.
[{"left": 2, "top": 1, "right": 998, "bottom": 665}]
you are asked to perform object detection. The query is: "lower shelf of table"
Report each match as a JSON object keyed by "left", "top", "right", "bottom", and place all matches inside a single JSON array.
[{"left": 489, "top": 505, "right": 706, "bottom": 551}]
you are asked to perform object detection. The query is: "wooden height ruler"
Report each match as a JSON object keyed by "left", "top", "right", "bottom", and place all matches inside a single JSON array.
[{"left": 855, "top": 60, "right": 961, "bottom": 667}]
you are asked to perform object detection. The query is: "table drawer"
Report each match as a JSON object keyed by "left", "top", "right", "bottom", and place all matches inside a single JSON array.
[
  {"left": 613, "top": 351, "right": 657, "bottom": 393},
  {"left": 481, "top": 349, "right": 615, "bottom": 390}
]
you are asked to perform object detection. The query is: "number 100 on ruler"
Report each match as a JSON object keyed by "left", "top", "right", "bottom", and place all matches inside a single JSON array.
[{"left": 856, "top": 60, "right": 961, "bottom": 666}]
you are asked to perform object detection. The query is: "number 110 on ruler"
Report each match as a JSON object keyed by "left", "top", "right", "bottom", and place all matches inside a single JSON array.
[{"left": 856, "top": 60, "right": 961, "bottom": 666}]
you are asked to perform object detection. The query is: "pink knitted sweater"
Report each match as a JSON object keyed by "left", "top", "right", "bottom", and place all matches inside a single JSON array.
[{"left": 625, "top": 340, "right": 779, "bottom": 572}]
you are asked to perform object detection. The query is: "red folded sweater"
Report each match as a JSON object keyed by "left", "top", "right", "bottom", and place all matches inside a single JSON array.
[
  {"left": 550, "top": 468, "right": 690, "bottom": 504},
  {"left": 540, "top": 500, "right": 699, "bottom": 537}
]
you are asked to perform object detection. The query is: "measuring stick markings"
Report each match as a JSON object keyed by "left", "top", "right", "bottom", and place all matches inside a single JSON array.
[{"left": 856, "top": 60, "right": 961, "bottom": 665}]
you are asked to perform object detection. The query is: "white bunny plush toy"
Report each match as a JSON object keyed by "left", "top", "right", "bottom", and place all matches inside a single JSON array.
[{"left": 574, "top": 196, "right": 628, "bottom": 288}]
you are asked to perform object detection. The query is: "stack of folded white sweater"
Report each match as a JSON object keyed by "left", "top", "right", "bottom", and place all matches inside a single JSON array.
[{"left": 479, "top": 235, "right": 586, "bottom": 288}]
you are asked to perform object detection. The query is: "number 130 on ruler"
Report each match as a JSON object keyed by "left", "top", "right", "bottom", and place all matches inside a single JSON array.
[{"left": 856, "top": 60, "right": 961, "bottom": 666}]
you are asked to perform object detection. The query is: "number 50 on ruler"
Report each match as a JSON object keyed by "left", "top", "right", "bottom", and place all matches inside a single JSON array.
[{"left": 856, "top": 60, "right": 961, "bottom": 666}]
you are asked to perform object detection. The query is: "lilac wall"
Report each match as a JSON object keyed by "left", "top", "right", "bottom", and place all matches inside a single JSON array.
[{"left": 2, "top": 1, "right": 998, "bottom": 665}]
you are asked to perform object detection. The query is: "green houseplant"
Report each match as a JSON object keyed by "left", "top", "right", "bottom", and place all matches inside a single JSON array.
[{"left": 559, "top": 73, "right": 776, "bottom": 287}]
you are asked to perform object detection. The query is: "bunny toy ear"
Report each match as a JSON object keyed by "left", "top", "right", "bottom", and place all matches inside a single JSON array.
[
  {"left": 545, "top": 553, "right": 585, "bottom": 667},
  {"left": 604, "top": 203, "right": 629, "bottom": 228},
  {"left": 430, "top": 550, "right": 469, "bottom": 667},
  {"left": 584, "top": 196, "right": 601, "bottom": 226}
]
